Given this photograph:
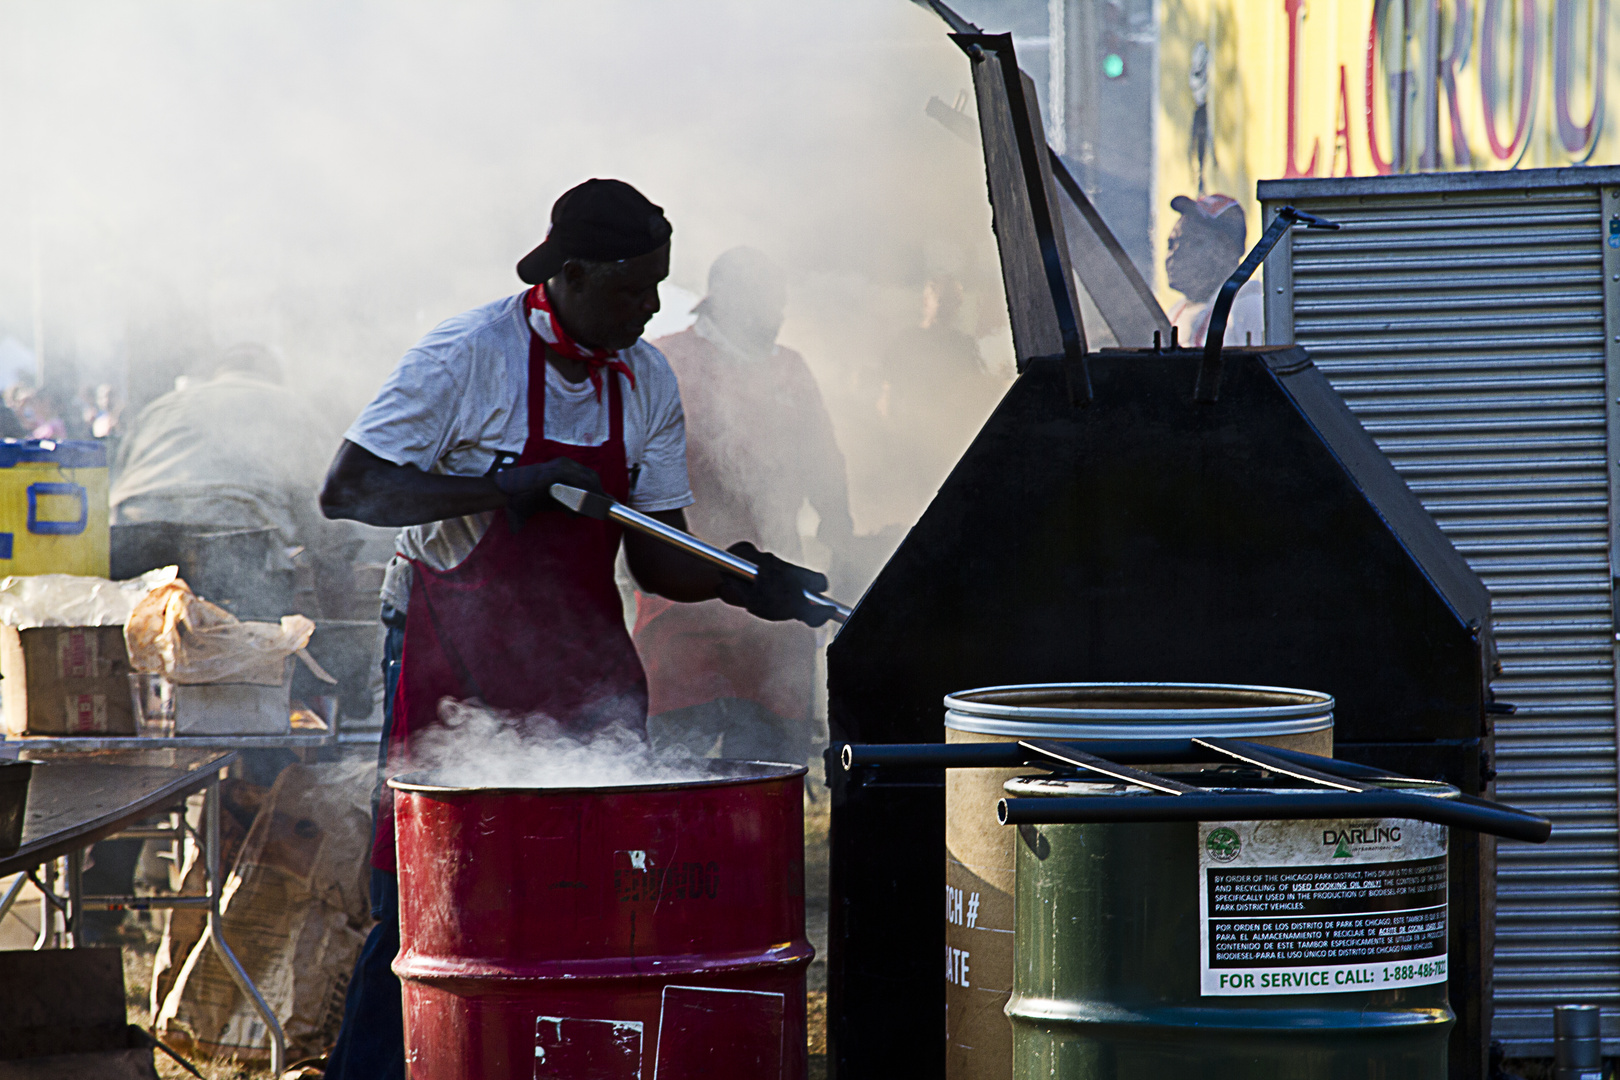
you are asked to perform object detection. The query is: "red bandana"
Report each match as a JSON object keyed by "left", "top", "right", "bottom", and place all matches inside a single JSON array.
[{"left": 524, "top": 285, "right": 637, "bottom": 401}]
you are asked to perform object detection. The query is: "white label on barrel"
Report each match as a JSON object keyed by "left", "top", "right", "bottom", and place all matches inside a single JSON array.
[
  {"left": 1197, "top": 818, "right": 1447, "bottom": 996},
  {"left": 534, "top": 1016, "right": 643, "bottom": 1079}
]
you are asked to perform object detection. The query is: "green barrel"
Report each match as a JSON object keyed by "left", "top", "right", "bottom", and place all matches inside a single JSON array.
[
  {"left": 945, "top": 683, "right": 1335, "bottom": 1080},
  {"left": 1008, "top": 779, "right": 1453, "bottom": 1080}
]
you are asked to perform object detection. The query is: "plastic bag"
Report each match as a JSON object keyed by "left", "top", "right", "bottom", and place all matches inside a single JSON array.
[
  {"left": 125, "top": 578, "right": 317, "bottom": 685},
  {"left": 0, "top": 565, "right": 178, "bottom": 629}
]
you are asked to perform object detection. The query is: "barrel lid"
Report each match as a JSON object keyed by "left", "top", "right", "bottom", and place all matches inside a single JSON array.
[
  {"left": 389, "top": 759, "right": 806, "bottom": 795},
  {"left": 944, "top": 682, "right": 1334, "bottom": 739}
]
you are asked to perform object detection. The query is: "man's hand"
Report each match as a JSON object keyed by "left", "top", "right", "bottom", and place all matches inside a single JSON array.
[
  {"left": 494, "top": 458, "right": 605, "bottom": 529},
  {"left": 319, "top": 442, "right": 608, "bottom": 531},
  {"left": 717, "top": 542, "right": 834, "bottom": 627}
]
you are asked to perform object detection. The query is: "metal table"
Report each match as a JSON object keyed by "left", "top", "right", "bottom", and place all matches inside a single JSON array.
[
  {"left": 1, "top": 731, "right": 335, "bottom": 753},
  {"left": 0, "top": 749, "right": 287, "bottom": 1073}
]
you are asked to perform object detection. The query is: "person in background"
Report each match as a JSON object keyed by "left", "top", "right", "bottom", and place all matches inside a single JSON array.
[
  {"left": 1165, "top": 193, "right": 1263, "bottom": 348},
  {"left": 86, "top": 383, "right": 122, "bottom": 440},
  {"left": 0, "top": 386, "right": 29, "bottom": 441},
  {"left": 879, "top": 274, "right": 996, "bottom": 415},
  {"left": 111, "top": 343, "right": 341, "bottom": 554},
  {"left": 317, "top": 182, "right": 832, "bottom": 1080},
  {"left": 11, "top": 380, "right": 89, "bottom": 441},
  {"left": 637, "top": 246, "right": 855, "bottom": 765},
  {"left": 856, "top": 273, "right": 1007, "bottom": 532}
]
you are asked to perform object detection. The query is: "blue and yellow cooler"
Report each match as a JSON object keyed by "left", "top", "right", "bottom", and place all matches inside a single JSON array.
[{"left": 0, "top": 440, "right": 110, "bottom": 578}]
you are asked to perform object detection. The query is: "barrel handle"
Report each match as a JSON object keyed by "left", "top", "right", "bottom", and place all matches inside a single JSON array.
[{"left": 997, "top": 789, "right": 1552, "bottom": 844}]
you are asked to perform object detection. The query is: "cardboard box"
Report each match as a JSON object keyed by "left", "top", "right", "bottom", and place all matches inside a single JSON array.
[
  {"left": 0, "top": 625, "right": 135, "bottom": 736},
  {"left": 174, "top": 661, "right": 292, "bottom": 736},
  {"left": 0, "top": 946, "right": 159, "bottom": 1079}
]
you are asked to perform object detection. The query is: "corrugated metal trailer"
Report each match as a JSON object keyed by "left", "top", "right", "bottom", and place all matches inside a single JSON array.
[{"left": 1260, "top": 166, "right": 1620, "bottom": 1058}]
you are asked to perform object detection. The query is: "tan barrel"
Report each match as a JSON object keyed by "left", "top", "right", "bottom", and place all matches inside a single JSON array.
[{"left": 943, "top": 683, "right": 1335, "bottom": 1080}]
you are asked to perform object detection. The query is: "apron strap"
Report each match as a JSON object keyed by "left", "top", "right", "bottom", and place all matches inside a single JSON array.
[
  {"left": 410, "top": 568, "right": 486, "bottom": 702},
  {"left": 608, "top": 366, "right": 625, "bottom": 444}
]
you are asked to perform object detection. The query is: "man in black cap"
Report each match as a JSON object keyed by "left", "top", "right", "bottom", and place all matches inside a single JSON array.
[{"left": 317, "top": 179, "right": 830, "bottom": 1080}]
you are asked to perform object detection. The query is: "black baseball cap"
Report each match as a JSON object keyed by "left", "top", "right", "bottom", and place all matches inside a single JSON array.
[{"left": 517, "top": 179, "right": 672, "bottom": 285}]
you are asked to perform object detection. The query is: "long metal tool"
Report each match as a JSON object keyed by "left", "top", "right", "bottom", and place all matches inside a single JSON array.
[{"left": 550, "top": 483, "right": 852, "bottom": 623}]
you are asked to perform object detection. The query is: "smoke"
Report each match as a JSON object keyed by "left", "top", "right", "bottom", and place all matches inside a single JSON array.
[
  {"left": 410, "top": 698, "right": 721, "bottom": 790},
  {"left": 0, "top": 1, "right": 1060, "bottom": 746},
  {"left": 0, "top": 0, "right": 1016, "bottom": 536}
]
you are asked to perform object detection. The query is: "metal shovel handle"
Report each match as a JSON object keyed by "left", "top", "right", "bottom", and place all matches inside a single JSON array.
[{"left": 550, "top": 484, "right": 852, "bottom": 623}]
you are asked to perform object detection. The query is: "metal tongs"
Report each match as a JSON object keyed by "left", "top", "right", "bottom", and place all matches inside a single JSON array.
[{"left": 550, "top": 483, "right": 853, "bottom": 623}]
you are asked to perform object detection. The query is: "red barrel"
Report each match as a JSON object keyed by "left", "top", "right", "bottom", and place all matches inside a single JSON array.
[{"left": 390, "top": 762, "right": 811, "bottom": 1080}]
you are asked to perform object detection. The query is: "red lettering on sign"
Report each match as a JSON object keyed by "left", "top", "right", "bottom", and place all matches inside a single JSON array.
[
  {"left": 1365, "top": 0, "right": 1396, "bottom": 174},
  {"left": 1480, "top": 0, "right": 1538, "bottom": 159},
  {"left": 1333, "top": 65, "right": 1356, "bottom": 175},
  {"left": 1432, "top": 0, "right": 1474, "bottom": 167},
  {"left": 1284, "top": 0, "right": 1321, "bottom": 177},
  {"left": 1553, "top": 0, "right": 1607, "bottom": 156}
]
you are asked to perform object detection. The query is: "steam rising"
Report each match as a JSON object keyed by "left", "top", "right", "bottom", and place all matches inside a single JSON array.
[
  {"left": 411, "top": 700, "right": 721, "bottom": 790},
  {"left": 1, "top": 0, "right": 1018, "bottom": 538},
  {"left": 7, "top": 2, "right": 1063, "bottom": 742}
]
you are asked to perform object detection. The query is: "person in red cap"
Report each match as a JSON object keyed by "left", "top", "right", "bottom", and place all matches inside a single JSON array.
[
  {"left": 316, "top": 180, "right": 831, "bottom": 1080},
  {"left": 1165, "top": 193, "right": 1264, "bottom": 347}
]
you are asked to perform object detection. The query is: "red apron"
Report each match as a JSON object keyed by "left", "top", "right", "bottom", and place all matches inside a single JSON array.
[{"left": 372, "top": 330, "right": 648, "bottom": 871}]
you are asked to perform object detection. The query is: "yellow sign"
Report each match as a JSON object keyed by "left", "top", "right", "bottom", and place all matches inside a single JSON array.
[{"left": 1155, "top": 0, "right": 1614, "bottom": 286}]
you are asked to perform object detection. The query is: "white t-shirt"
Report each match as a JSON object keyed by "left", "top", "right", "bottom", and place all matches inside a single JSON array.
[
  {"left": 112, "top": 371, "right": 339, "bottom": 544},
  {"left": 1168, "top": 278, "right": 1265, "bottom": 348},
  {"left": 344, "top": 292, "right": 694, "bottom": 612}
]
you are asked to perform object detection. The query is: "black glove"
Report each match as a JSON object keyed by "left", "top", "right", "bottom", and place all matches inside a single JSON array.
[
  {"left": 718, "top": 542, "right": 834, "bottom": 627},
  {"left": 493, "top": 458, "right": 605, "bottom": 530}
]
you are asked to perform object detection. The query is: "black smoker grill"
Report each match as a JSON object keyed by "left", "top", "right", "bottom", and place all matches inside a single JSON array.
[{"left": 825, "top": 15, "right": 1502, "bottom": 1080}]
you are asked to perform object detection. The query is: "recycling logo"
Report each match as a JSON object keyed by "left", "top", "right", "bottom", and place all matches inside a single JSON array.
[{"left": 1205, "top": 827, "right": 1242, "bottom": 862}]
